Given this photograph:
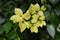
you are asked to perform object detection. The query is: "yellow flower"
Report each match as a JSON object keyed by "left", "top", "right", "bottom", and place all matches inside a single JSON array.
[
  {"left": 34, "top": 3, "right": 40, "bottom": 11},
  {"left": 33, "top": 21, "right": 43, "bottom": 27},
  {"left": 10, "top": 15, "right": 23, "bottom": 23},
  {"left": 38, "top": 11, "right": 44, "bottom": 16},
  {"left": 39, "top": 16, "right": 45, "bottom": 20},
  {"left": 15, "top": 8, "right": 23, "bottom": 16},
  {"left": 29, "top": 4, "right": 36, "bottom": 14},
  {"left": 41, "top": 21, "right": 46, "bottom": 26},
  {"left": 22, "top": 10, "right": 31, "bottom": 20},
  {"left": 30, "top": 26, "right": 38, "bottom": 33},
  {"left": 19, "top": 22, "right": 27, "bottom": 32},
  {"left": 31, "top": 14, "right": 39, "bottom": 23},
  {"left": 32, "top": 14, "right": 39, "bottom": 19},
  {"left": 29, "top": 3, "right": 40, "bottom": 14},
  {"left": 24, "top": 21, "right": 32, "bottom": 29},
  {"left": 41, "top": 5, "right": 46, "bottom": 11},
  {"left": 31, "top": 18, "right": 38, "bottom": 23},
  {"left": 10, "top": 3, "right": 46, "bottom": 33}
]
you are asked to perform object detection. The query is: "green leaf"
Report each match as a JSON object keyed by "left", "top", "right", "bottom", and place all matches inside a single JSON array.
[
  {"left": 4, "top": 21, "right": 12, "bottom": 33},
  {"left": 50, "top": 11, "right": 58, "bottom": 25},
  {"left": 1, "top": 38, "right": 6, "bottom": 40},
  {"left": 54, "top": 5, "right": 60, "bottom": 16},
  {"left": 44, "top": 10, "right": 50, "bottom": 22},
  {"left": 45, "top": 4, "right": 51, "bottom": 10},
  {"left": 49, "top": 0, "right": 59, "bottom": 4},
  {"left": 14, "top": 37, "right": 20, "bottom": 40},
  {"left": 54, "top": 32, "right": 60, "bottom": 40},
  {"left": 0, "top": 17, "right": 5, "bottom": 24},
  {"left": 20, "top": 4, "right": 28, "bottom": 12},
  {"left": 6, "top": 31, "right": 18, "bottom": 39},
  {"left": 0, "top": 25, "right": 4, "bottom": 34},
  {"left": 47, "top": 24, "right": 55, "bottom": 38},
  {"left": 13, "top": 23, "right": 18, "bottom": 31}
]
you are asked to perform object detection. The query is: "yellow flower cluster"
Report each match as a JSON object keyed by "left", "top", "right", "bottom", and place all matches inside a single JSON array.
[{"left": 10, "top": 3, "right": 46, "bottom": 33}]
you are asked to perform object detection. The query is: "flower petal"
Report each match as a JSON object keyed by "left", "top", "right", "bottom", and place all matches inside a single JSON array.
[
  {"left": 38, "top": 11, "right": 44, "bottom": 16},
  {"left": 41, "top": 5, "right": 46, "bottom": 11},
  {"left": 19, "top": 22, "right": 27, "bottom": 32},
  {"left": 39, "top": 16, "right": 45, "bottom": 20},
  {"left": 31, "top": 18, "right": 38, "bottom": 23},
  {"left": 32, "top": 14, "right": 39, "bottom": 19},
  {"left": 15, "top": 8, "right": 23, "bottom": 16},
  {"left": 22, "top": 10, "right": 31, "bottom": 20},
  {"left": 34, "top": 3, "right": 40, "bottom": 11},
  {"left": 10, "top": 15, "right": 23, "bottom": 23},
  {"left": 30, "top": 26, "right": 38, "bottom": 33}
]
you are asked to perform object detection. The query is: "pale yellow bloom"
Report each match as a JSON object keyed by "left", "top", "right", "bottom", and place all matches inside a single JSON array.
[
  {"left": 31, "top": 18, "right": 38, "bottom": 23},
  {"left": 39, "top": 16, "right": 45, "bottom": 20},
  {"left": 31, "top": 14, "right": 39, "bottom": 23},
  {"left": 15, "top": 8, "right": 23, "bottom": 16},
  {"left": 30, "top": 26, "right": 38, "bottom": 33},
  {"left": 24, "top": 21, "right": 32, "bottom": 29},
  {"left": 41, "top": 21, "right": 46, "bottom": 26},
  {"left": 34, "top": 3, "right": 40, "bottom": 11},
  {"left": 19, "top": 22, "right": 27, "bottom": 32},
  {"left": 38, "top": 11, "right": 44, "bottom": 16},
  {"left": 22, "top": 10, "right": 31, "bottom": 20},
  {"left": 29, "top": 3, "right": 40, "bottom": 14},
  {"left": 10, "top": 15, "right": 23, "bottom": 23},
  {"left": 41, "top": 5, "right": 46, "bottom": 11},
  {"left": 29, "top": 4, "right": 36, "bottom": 14},
  {"left": 32, "top": 14, "right": 39, "bottom": 19},
  {"left": 10, "top": 3, "right": 46, "bottom": 33},
  {"left": 33, "top": 21, "right": 43, "bottom": 27}
]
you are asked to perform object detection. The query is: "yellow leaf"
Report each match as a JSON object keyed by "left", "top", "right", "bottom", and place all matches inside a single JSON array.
[{"left": 15, "top": 8, "right": 23, "bottom": 16}]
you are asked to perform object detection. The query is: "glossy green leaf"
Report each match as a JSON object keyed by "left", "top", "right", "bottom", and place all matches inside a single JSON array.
[
  {"left": 47, "top": 24, "right": 55, "bottom": 38},
  {"left": 44, "top": 10, "right": 50, "bottom": 22}
]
